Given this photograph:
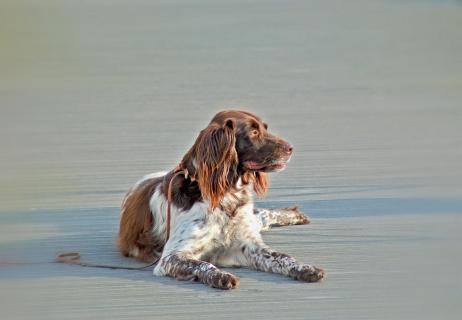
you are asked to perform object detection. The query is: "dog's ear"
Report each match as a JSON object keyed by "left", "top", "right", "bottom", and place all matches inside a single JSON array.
[
  {"left": 242, "top": 171, "right": 268, "bottom": 197},
  {"left": 253, "top": 172, "right": 268, "bottom": 196},
  {"left": 194, "top": 119, "right": 238, "bottom": 209}
]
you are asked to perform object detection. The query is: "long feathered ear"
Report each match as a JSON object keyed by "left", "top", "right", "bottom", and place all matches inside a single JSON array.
[
  {"left": 195, "top": 119, "right": 238, "bottom": 209},
  {"left": 242, "top": 171, "right": 268, "bottom": 197},
  {"left": 253, "top": 172, "right": 268, "bottom": 196}
]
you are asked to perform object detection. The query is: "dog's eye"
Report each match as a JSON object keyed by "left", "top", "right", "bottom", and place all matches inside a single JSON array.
[{"left": 250, "top": 129, "right": 259, "bottom": 137}]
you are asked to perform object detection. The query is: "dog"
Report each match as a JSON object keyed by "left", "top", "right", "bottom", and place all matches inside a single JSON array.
[{"left": 118, "top": 110, "right": 325, "bottom": 289}]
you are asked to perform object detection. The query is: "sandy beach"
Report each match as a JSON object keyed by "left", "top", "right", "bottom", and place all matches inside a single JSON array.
[{"left": 1, "top": 0, "right": 461, "bottom": 319}]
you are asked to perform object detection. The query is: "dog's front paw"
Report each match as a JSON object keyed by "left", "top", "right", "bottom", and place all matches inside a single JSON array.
[
  {"left": 283, "top": 206, "right": 310, "bottom": 225},
  {"left": 206, "top": 271, "right": 240, "bottom": 289},
  {"left": 295, "top": 265, "right": 325, "bottom": 282}
]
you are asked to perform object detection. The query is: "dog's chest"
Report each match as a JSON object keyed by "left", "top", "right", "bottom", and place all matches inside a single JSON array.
[{"left": 207, "top": 202, "right": 258, "bottom": 247}]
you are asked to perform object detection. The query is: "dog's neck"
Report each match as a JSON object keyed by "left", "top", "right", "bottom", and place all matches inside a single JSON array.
[{"left": 167, "top": 157, "right": 253, "bottom": 214}]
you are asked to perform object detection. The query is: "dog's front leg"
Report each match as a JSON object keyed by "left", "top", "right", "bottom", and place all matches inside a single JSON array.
[
  {"left": 253, "top": 206, "right": 310, "bottom": 231},
  {"left": 156, "top": 254, "right": 239, "bottom": 289},
  {"left": 242, "top": 245, "right": 325, "bottom": 282}
]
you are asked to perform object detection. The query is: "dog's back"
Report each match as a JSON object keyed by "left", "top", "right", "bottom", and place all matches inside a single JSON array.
[{"left": 118, "top": 174, "right": 164, "bottom": 262}]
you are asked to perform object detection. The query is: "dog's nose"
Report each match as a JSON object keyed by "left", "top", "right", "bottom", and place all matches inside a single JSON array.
[{"left": 282, "top": 142, "right": 293, "bottom": 155}]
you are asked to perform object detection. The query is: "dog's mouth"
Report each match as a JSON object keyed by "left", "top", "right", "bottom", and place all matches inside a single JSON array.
[{"left": 243, "top": 158, "right": 290, "bottom": 172}]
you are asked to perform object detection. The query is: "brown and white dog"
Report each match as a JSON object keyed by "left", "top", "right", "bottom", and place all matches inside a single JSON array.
[{"left": 118, "top": 110, "right": 325, "bottom": 289}]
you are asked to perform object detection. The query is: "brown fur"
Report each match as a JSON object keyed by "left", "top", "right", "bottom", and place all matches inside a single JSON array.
[
  {"left": 179, "top": 114, "right": 269, "bottom": 209},
  {"left": 117, "top": 176, "right": 163, "bottom": 262},
  {"left": 243, "top": 171, "right": 268, "bottom": 197},
  {"left": 194, "top": 121, "right": 238, "bottom": 209},
  {"left": 118, "top": 110, "right": 287, "bottom": 263}
]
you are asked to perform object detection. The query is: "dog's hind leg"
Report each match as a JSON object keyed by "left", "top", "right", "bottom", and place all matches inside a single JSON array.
[{"left": 253, "top": 206, "right": 310, "bottom": 231}]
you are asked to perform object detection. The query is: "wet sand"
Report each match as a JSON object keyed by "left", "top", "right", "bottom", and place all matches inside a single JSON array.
[{"left": 1, "top": 0, "right": 461, "bottom": 319}]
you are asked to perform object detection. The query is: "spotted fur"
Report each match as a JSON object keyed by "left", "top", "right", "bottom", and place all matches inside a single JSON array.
[{"left": 118, "top": 110, "right": 325, "bottom": 289}]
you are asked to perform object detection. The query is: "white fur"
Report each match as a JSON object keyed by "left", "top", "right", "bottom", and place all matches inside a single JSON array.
[
  {"left": 126, "top": 171, "right": 324, "bottom": 287},
  {"left": 146, "top": 172, "right": 265, "bottom": 276},
  {"left": 137, "top": 171, "right": 167, "bottom": 186},
  {"left": 121, "top": 171, "right": 167, "bottom": 211}
]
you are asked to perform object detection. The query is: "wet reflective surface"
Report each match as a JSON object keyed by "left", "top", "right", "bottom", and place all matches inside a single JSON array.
[{"left": 1, "top": 0, "right": 461, "bottom": 319}]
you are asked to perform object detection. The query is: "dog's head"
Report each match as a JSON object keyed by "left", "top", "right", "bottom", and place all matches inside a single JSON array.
[{"left": 182, "top": 110, "right": 293, "bottom": 208}]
